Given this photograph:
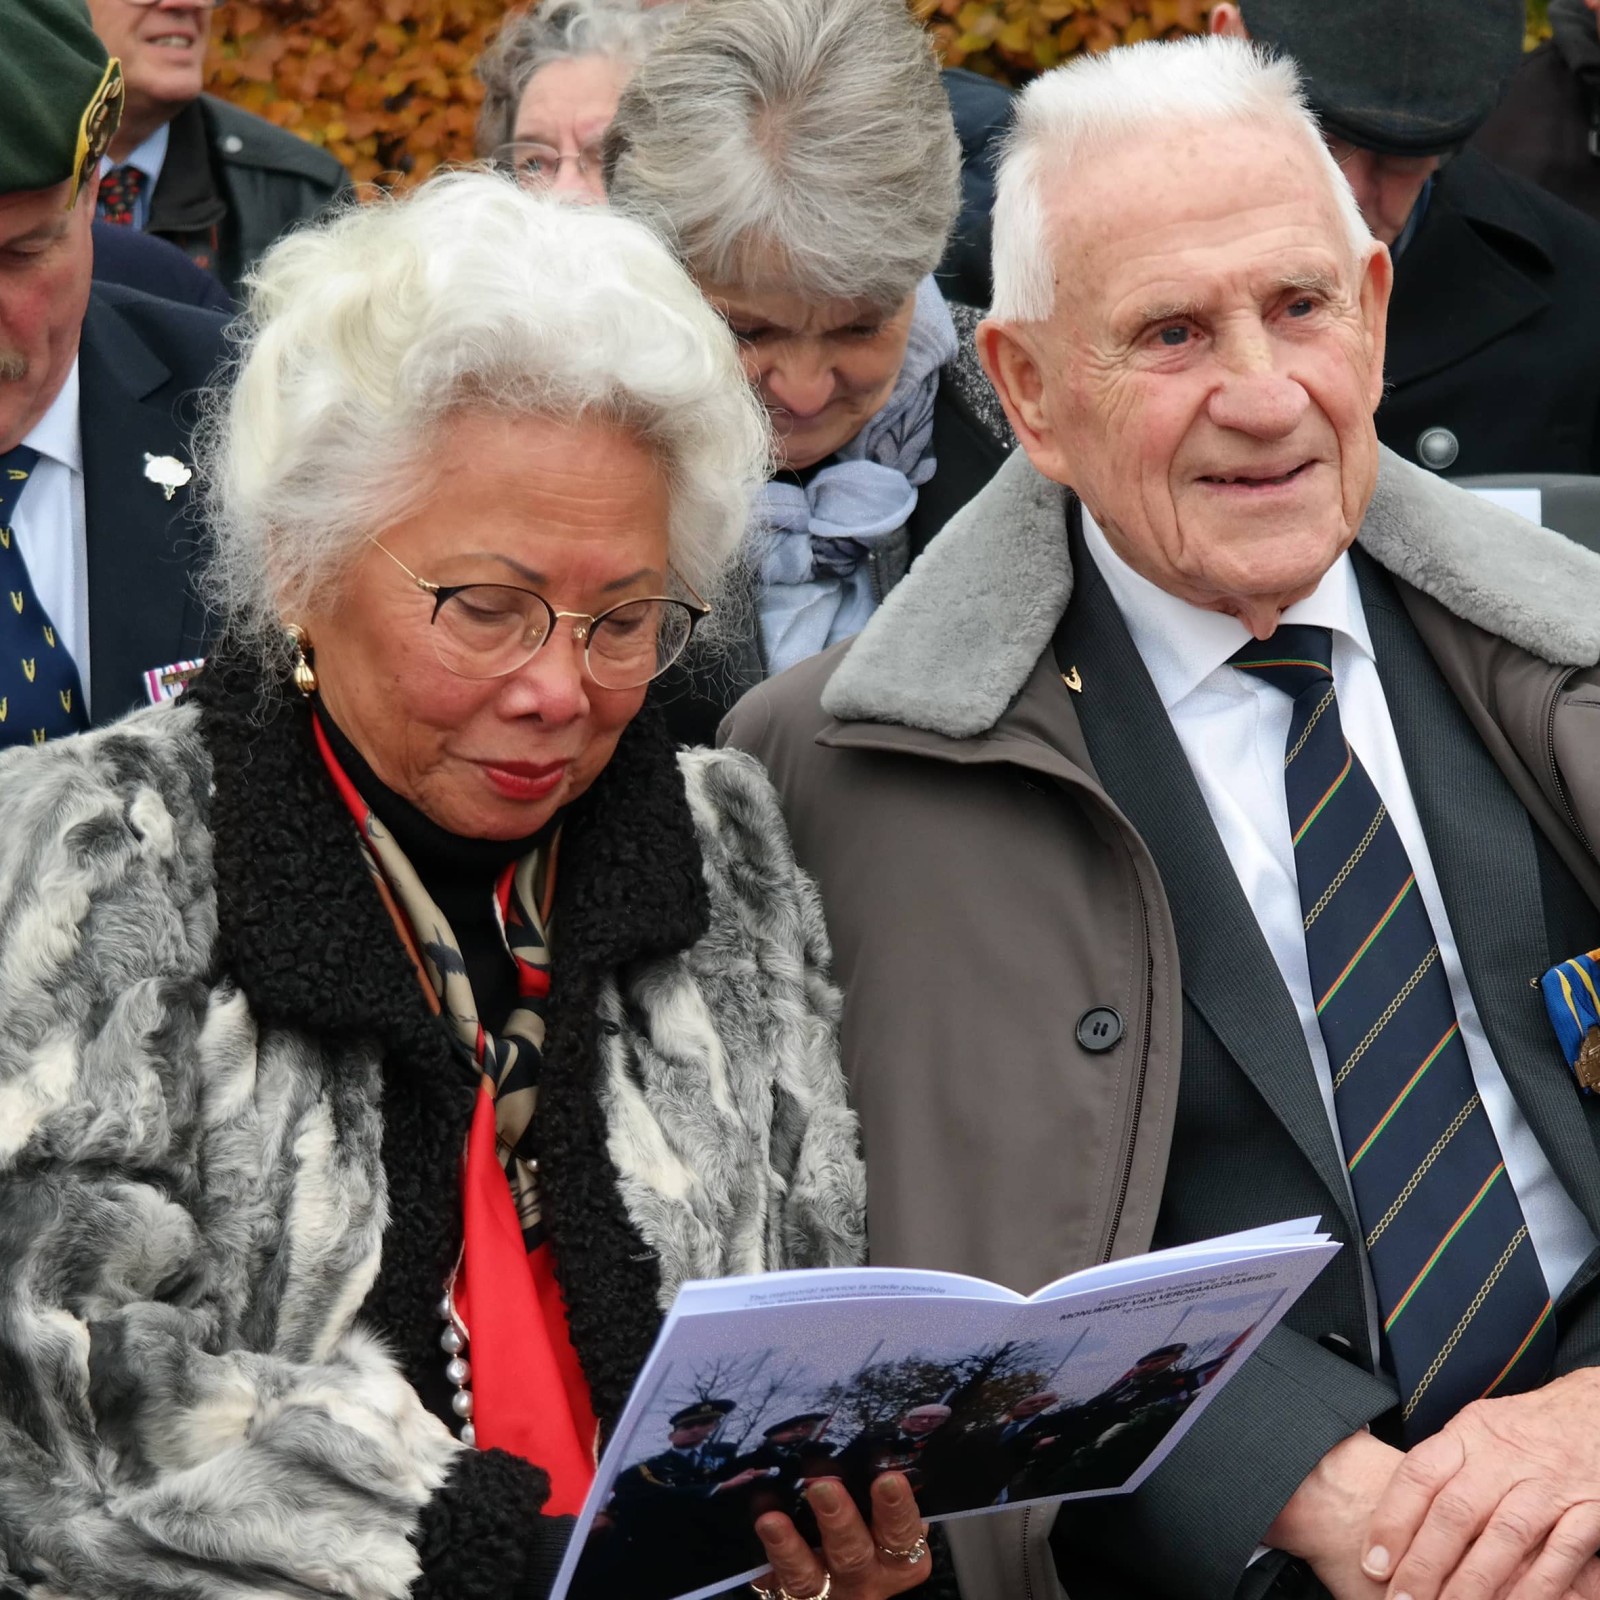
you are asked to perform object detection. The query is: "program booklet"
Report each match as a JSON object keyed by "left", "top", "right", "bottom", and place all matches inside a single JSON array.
[{"left": 552, "top": 1219, "right": 1338, "bottom": 1600}]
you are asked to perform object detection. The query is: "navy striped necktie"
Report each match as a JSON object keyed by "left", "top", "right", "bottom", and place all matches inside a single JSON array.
[
  {"left": 1232, "top": 624, "right": 1555, "bottom": 1439},
  {"left": 0, "top": 445, "right": 88, "bottom": 748}
]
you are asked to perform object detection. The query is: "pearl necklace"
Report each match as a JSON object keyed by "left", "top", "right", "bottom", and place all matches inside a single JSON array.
[{"left": 437, "top": 1252, "right": 476, "bottom": 1447}]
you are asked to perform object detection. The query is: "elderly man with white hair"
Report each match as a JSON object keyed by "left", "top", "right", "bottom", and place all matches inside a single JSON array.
[{"left": 724, "top": 33, "right": 1600, "bottom": 1600}]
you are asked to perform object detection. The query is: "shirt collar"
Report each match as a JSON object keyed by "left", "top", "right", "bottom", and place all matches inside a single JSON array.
[
  {"left": 1079, "top": 505, "right": 1372, "bottom": 711},
  {"left": 100, "top": 120, "right": 171, "bottom": 186},
  {"left": 21, "top": 359, "right": 82, "bottom": 476}
]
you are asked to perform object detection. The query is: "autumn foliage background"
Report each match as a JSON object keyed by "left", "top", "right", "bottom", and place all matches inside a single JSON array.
[{"left": 203, "top": 0, "right": 1554, "bottom": 190}]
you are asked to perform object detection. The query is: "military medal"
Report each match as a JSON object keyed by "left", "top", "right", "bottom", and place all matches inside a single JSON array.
[
  {"left": 1578, "top": 1026, "right": 1600, "bottom": 1095},
  {"left": 1539, "top": 952, "right": 1600, "bottom": 1094}
]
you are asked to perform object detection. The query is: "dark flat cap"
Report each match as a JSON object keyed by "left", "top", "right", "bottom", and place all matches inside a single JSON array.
[
  {"left": 1240, "top": 0, "right": 1524, "bottom": 154},
  {"left": 1, "top": 0, "right": 124, "bottom": 199},
  {"left": 669, "top": 1398, "right": 736, "bottom": 1427}
]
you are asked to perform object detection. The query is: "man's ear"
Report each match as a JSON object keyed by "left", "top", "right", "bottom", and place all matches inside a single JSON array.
[
  {"left": 977, "top": 316, "right": 1076, "bottom": 486},
  {"left": 1208, "top": 3, "right": 1248, "bottom": 37},
  {"left": 1357, "top": 242, "right": 1393, "bottom": 412}
]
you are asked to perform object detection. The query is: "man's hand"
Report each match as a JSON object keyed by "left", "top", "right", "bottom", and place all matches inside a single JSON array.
[
  {"left": 1267, "top": 1430, "right": 1406, "bottom": 1600},
  {"left": 1361, "top": 1370, "right": 1600, "bottom": 1600}
]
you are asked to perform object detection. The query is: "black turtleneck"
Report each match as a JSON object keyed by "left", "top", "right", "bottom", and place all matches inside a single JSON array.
[{"left": 316, "top": 703, "right": 552, "bottom": 1036}]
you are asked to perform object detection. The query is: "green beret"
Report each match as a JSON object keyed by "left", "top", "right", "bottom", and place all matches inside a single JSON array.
[{"left": 1, "top": 0, "right": 124, "bottom": 200}]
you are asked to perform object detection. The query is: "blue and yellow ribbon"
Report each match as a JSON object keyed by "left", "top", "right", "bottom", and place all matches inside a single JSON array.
[{"left": 1540, "top": 949, "right": 1600, "bottom": 1093}]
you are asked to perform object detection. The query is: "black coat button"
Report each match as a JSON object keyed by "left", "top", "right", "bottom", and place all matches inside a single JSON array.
[{"left": 1076, "top": 1007, "right": 1125, "bottom": 1052}]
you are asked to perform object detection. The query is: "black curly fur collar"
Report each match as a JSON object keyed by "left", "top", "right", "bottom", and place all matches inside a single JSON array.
[{"left": 191, "top": 654, "right": 708, "bottom": 1436}]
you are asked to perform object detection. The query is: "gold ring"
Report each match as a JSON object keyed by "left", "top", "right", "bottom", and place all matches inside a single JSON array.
[
  {"left": 879, "top": 1533, "right": 930, "bottom": 1565},
  {"left": 751, "top": 1578, "right": 831, "bottom": 1600}
]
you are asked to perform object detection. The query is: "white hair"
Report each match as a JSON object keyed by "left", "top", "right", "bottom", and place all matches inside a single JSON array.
[
  {"left": 198, "top": 170, "right": 772, "bottom": 669},
  {"left": 604, "top": 0, "right": 960, "bottom": 311},
  {"left": 990, "top": 34, "right": 1373, "bottom": 323}
]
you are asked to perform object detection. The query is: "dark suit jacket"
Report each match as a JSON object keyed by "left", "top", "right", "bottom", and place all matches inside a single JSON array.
[
  {"left": 77, "top": 283, "right": 228, "bottom": 725},
  {"left": 1380, "top": 149, "right": 1600, "bottom": 475},
  {"left": 1048, "top": 520, "right": 1600, "bottom": 1600},
  {"left": 92, "top": 223, "right": 235, "bottom": 314}
]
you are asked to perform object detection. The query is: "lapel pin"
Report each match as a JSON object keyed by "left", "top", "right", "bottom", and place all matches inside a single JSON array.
[
  {"left": 1062, "top": 666, "right": 1083, "bottom": 693},
  {"left": 143, "top": 453, "right": 192, "bottom": 502}
]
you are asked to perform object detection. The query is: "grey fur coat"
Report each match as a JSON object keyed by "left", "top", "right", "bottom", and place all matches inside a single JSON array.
[{"left": 0, "top": 660, "right": 863, "bottom": 1600}]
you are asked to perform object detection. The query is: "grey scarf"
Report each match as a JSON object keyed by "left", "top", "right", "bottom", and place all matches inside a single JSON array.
[{"left": 755, "top": 277, "right": 959, "bottom": 677}]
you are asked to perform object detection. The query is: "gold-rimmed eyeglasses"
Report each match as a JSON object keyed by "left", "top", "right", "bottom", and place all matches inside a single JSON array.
[
  {"left": 490, "top": 139, "right": 606, "bottom": 190},
  {"left": 370, "top": 539, "right": 710, "bottom": 690}
]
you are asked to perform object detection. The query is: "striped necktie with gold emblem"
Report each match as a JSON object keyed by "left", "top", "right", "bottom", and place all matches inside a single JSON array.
[
  {"left": 0, "top": 445, "right": 88, "bottom": 748},
  {"left": 1232, "top": 625, "right": 1555, "bottom": 1440}
]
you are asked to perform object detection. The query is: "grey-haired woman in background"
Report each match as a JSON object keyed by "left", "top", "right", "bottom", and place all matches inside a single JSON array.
[
  {"left": 606, "top": 0, "right": 1013, "bottom": 744},
  {"left": 476, "top": 0, "right": 678, "bottom": 203}
]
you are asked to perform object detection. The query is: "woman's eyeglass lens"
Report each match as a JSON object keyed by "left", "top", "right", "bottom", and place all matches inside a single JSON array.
[
  {"left": 430, "top": 584, "right": 698, "bottom": 689},
  {"left": 491, "top": 141, "right": 602, "bottom": 189}
]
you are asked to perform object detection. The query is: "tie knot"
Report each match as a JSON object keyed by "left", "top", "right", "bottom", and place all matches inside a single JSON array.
[
  {"left": 97, "top": 164, "right": 147, "bottom": 226},
  {"left": 1230, "top": 624, "right": 1334, "bottom": 700}
]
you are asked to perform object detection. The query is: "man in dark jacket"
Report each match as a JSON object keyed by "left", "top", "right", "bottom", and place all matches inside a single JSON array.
[
  {"left": 1213, "top": 0, "right": 1600, "bottom": 477},
  {"left": 84, "top": 0, "right": 350, "bottom": 302},
  {"left": 1472, "top": 0, "right": 1600, "bottom": 224},
  {"left": 1, "top": 0, "right": 227, "bottom": 748}
]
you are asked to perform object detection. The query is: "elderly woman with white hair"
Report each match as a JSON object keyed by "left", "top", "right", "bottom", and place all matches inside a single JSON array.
[
  {"left": 475, "top": 0, "right": 677, "bottom": 204},
  {"left": 605, "top": 0, "right": 1013, "bottom": 744},
  {"left": 0, "top": 174, "right": 933, "bottom": 1600}
]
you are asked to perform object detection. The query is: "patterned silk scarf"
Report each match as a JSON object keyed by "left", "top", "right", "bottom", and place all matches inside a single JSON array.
[{"left": 313, "top": 715, "right": 598, "bottom": 1510}]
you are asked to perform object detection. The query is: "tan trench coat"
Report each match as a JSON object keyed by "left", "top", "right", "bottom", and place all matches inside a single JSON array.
[{"left": 722, "top": 446, "right": 1600, "bottom": 1600}]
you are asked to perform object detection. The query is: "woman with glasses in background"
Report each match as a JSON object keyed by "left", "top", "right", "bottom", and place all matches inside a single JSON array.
[
  {"left": 0, "top": 174, "right": 935, "bottom": 1600},
  {"left": 474, "top": 0, "right": 678, "bottom": 204}
]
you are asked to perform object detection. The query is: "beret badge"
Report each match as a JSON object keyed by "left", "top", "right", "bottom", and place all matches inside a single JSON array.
[{"left": 70, "top": 58, "right": 124, "bottom": 209}]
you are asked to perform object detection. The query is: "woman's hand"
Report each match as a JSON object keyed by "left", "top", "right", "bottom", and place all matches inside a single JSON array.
[{"left": 752, "top": 1474, "right": 931, "bottom": 1600}]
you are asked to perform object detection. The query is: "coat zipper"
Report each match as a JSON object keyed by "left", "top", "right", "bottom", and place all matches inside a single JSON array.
[{"left": 1545, "top": 666, "right": 1593, "bottom": 857}]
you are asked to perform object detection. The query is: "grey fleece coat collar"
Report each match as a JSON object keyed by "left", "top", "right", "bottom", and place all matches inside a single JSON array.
[{"left": 823, "top": 445, "right": 1600, "bottom": 739}]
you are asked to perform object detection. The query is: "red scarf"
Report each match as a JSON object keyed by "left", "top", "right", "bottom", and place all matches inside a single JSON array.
[{"left": 314, "top": 716, "right": 597, "bottom": 1511}]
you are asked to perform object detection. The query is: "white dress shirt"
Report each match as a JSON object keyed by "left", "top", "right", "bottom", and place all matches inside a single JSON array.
[
  {"left": 99, "top": 122, "right": 170, "bottom": 231},
  {"left": 1079, "top": 510, "right": 1596, "bottom": 1353},
  {"left": 15, "top": 361, "right": 90, "bottom": 711}
]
